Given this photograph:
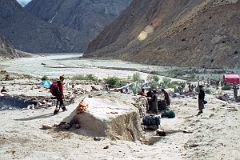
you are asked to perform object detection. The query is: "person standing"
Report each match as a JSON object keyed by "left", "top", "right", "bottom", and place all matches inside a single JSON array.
[
  {"left": 198, "top": 85, "right": 205, "bottom": 114},
  {"left": 53, "top": 75, "right": 67, "bottom": 114},
  {"left": 150, "top": 89, "right": 158, "bottom": 114},
  {"left": 161, "top": 89, "right": 170, "bottom": 107}
]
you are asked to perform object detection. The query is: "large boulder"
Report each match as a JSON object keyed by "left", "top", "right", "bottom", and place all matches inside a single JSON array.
[{"left": 63, "top": 95, "right": 142, "bottom": 141}]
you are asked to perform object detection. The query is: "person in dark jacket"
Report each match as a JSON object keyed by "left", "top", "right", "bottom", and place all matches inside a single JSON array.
[
  {"left": 54, "top": 75, "right": 67, "bottom": 115},
  {"left": 161, "top": 89, "right": 170, "bottom": 106},
  {"left": 198, "top": 85, "right": 205, "bottom": 114},
  {"left": 150, "top": 89, "right": 158, "bottom": 114}
]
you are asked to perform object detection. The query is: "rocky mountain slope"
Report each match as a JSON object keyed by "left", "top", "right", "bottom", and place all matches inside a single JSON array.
[
  {"left": 85, "top": 0, "right": 240, "bottom": 69},
  {"left": 0, "top": 35, "right": 18, "bottom": 59},
  {"left": 0, "top": 0, "right": 83, "bottom": 53},
  {"left": 25, "top": 0, "right": 132, "bottom": 52},
  {"left": 0, "top": 34, "right": 29, "bottom": 59}
]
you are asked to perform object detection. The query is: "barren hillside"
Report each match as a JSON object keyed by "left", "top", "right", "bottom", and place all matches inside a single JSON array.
[
  {"left": 0, "top": 34, "right": 28, "bottom": 59},
  {"left": 85, "top": 0, "right": 240, "bottom": 69},
  {"left": 25, "top": 0, "right": 132, "bottom": 52},
  {"left": 0, "top": 0, "right": 82, "bottom": 53}
]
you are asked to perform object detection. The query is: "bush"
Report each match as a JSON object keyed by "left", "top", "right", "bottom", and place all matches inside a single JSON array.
[
  {"left": 85, "top": 74, "right": 98, "bottom": 82},
  {"left": 71, "top": 74, "right": 98, "bottom": 82},
  {"left": 222, "top": 85, "right": 231, "bottom": 90},
  {"left": 129, "top": 84, "right": 140, "bottom": 94},
  {"left": 149, "top": 81, "right": 159, "bottom": 89},
  {"left": 41, "top": 75, "right": 49, "bottom": 81},
  {"left": 147, "top": 75, "right": 159, "bottom": 83},
  {"left": 104, "top": 76, "right": 127, "bottom": 88},
  {"left": 160, "top": 78, "right": 175, "bottom": 88},
  {"left": 132, "top": 72, "right": 141, "bottom": 82}
]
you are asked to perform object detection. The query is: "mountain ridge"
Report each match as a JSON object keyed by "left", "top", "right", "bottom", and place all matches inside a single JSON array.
[
  {"left": 25, "top": 0, "right": 132, "bottom": 52},
  {"left": 85, "top": 0, "right": 240, "bottom": 69},
  {"left": 0, "top": 0, "right": 82, "bottom": 53}
]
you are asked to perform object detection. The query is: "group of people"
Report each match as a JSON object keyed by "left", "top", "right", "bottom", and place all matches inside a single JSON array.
[
  {"left": 139, "top": 88, "right": 171, "bottom": 114},
  {"left": 139, "top": 85, "right": 206, "bottom": 115}
]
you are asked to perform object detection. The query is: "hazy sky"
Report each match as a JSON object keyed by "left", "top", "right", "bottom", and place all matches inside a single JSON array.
[{"left": 16, "top": 0, "right": 32, "bottom": 6}]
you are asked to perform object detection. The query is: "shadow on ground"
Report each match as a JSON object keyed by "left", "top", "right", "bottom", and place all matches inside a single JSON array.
[{"left": 14, "top": 113, "right": 54, "bottom": 121}]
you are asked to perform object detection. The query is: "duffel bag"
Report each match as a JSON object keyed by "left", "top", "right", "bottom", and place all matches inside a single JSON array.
[{"left": 142, "top": 115, "right": 160, "bottom": 126}]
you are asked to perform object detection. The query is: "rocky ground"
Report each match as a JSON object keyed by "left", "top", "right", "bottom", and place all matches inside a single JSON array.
[
  {"left": 0, "top": 77, "right": 239, "bottom": 159},
  {"left": 0, "top": 55, "right": 240, "bottom": 159}
]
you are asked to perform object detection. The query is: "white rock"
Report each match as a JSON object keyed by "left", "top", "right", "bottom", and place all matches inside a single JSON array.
[{"left": 63, "top": 97, "right": 142, "bottom": 141}]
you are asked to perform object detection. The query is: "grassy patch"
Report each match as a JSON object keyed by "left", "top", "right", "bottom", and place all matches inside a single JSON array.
[
  {"left": 71, "top": 74, "right": 98, "bottom": 82},
  {"left": 160, "top": 78, "right": 176, "bottom": 89},
  {"left": 222, "top": 85, "right": 232, "bottom": 90}
]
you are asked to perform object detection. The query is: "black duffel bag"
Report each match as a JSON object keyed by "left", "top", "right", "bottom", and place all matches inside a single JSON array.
[{"left": 142, "top": 115, "right": 160, "bottom": 126}]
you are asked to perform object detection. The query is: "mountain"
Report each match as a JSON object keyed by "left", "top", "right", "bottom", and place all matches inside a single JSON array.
[
  {"left": 0, "top": 34, "right": 29, "bottom": 59},
  {"left": 0, "top": 0, "right": 82, "bottom": 53},
  {"left": 0, "top": 35, "right": 17, "bottom": 59},
  {"left": 25, "top": 0, "right": 132, "bottom": 52},
  {"left": 85, "top": 0, "right": 240, "bottom": 69}
]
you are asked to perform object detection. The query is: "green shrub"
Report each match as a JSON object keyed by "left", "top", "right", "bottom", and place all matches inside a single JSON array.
[
  {"left": 149, "top": 81, "right": 159, "bottom": 89},
  {"left": 85, "top": 74, "right": 98, "bottom": 82},
  {"left": 41, "top": 75, "right": 49, "bottom": 81},
  {"left": 147, "top": 74, "right": 159, "bottom": 83},
  {"left": 71, "top": 75, "right": 85, "bottom": 80},
  {"left": 104, "top": 76, "right": 126, "bottom": 88},
  {"left": 71, "top": 74, "right": 98, "bottom": 82},
  {"left": 222, "top": 85, "right": 231, "bottom": 90},
  {"left": 132, "top": 72, "right": 141, "bottom": 82},
  {"left": 129, "top": 84, "right": 140, "bottom": 94},
  {"left": 160, "top": 78, "right": 176, "bottom": 88}
]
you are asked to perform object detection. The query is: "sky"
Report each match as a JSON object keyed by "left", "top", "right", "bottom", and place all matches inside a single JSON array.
[{"left": 16, "top": 0, "right": 32, "bottom": 6}]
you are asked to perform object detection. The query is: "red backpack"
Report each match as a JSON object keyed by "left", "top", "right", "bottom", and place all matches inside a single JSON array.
[{"left": 50, "top": 81, "right": 61, "bottom": 96}]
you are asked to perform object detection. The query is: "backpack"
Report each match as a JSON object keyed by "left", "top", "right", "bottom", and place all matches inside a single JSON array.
[
  {"left": 50, "top": 81, "right": 61, "bottom": 96},
  {"left": 142, "top": 115, "right": 160, "bottom": 126},
  {"left": 161, "top": 110, "right": 175, "bottom": 118}
]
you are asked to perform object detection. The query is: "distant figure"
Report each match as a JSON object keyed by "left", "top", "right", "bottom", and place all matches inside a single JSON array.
[
  {"left": 161, "top": 89, "right": 170, "bottom": 106},
  {"left": 139, "top": 88, "right": 146, "bottom": 96},
  {"left": 233, "top": 84, "right": 240, "bottom": 102},
  {"left": 198, "top": 85, "right": 205, "bottom": 114},
  {"left": 53, "top": 75, "right": 67, "bottom": 114},
  {"left": 1, "top": 86, "right": 7, "bottom": 94},
  {"left": 91, "top": 85, "right": 99, "bottom": 91}
]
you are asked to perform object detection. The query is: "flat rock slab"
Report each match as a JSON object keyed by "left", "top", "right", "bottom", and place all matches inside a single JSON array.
[{"left": 63, "top": 96, "right": 142, "bottom": 141}]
